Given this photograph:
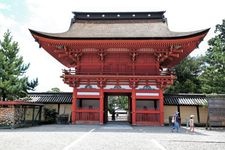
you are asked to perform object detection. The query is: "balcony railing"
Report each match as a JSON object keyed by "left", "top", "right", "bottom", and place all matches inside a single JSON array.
[{"left": 62, "top": 65, "right": 166, "bottom": 76}]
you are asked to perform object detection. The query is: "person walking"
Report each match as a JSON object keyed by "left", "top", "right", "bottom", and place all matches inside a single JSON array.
[
  {"left": 189, "top": 115, "right": 195, "bottom": 133},
  {"left": 170, "top": 113, "right": 175, "bottom": 131},
  {"left": 171, "top": 111, "right": 180, "bottom": 132}
]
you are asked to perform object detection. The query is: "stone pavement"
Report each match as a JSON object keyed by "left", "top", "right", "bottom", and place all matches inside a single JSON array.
[{"left": 1, "top": 124, "right": 225, "bottom": 150}]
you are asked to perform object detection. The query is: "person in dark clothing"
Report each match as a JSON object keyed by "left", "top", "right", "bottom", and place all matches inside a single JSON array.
[{"left": 171, "top": 111, "right": 180, "bottom": 132}]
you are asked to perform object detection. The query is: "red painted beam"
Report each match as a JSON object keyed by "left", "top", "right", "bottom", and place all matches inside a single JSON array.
[
  {"left": 99, "top": 88, "right": 104, "bottom": 124},
  {"left": 77, "top": 95, "right": 100, "bottom": 99},
  {"left": 71, "top": 88, "right": 77, "bottom": 124},
  {"left": 76, "top": 109, "right": 99, "bottom": 113},
  {"left": 136, "top": 110, "right": 160, "bottom": 113},
  {"left": 131, "top": 88, "right": 136, "bottom": 125}
]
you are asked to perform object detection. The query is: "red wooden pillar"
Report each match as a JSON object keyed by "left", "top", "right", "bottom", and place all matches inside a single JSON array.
[
  {"left": 99, "top": 88, "right": 104, "bottom": 124},
  {"left": 132, "top": 88, "right": 136, "bottom": 125},
  {"left": 159, "top": 89, "right": 164, "bottom": 126},
  {"left": 71, "top": 87, "right": 77, "bottom": 124}
]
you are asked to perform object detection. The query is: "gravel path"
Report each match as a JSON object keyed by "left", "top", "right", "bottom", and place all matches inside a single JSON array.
[{"left": 1, "top": 124, "right": 225, "bottom": 150}]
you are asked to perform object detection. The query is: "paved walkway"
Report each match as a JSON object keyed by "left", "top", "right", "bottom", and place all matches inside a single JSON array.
[{"left": 1, "top": 124, "right": 225, "bottom": 150}]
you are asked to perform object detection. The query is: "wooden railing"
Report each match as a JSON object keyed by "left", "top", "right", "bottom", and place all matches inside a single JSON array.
[
  {"left": 136, "top": 113, "right": 160, "bottom": 125},
  {"left": 76, "top": 108, "right": 99, "bottom": 121}
]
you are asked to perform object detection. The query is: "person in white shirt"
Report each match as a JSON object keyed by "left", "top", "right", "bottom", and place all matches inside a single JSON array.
[{"left": 189, "top": 115, "right": 195, "bottom": 133}]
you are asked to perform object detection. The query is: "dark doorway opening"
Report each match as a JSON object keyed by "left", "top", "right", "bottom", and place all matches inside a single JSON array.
[{"left": 104, "top": 93, "right": 132, "bottom": 124}]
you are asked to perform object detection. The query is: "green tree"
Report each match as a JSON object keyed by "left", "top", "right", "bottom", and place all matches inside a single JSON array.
[
  {"left": 117, "top": 96, "right": 128, "bottom": 110},
  {"left": 0, "top": 30, "right": 38, "bottom": 101},
  {"left": 108, "top": 96, "right": 128, "bottom": 113},
  {"left": 166, "top": 56, "right": 203, "bottom": 93},
  {"left": 200, "top": 20, "right": 225, "bottom": 93},
  {"left": 47, "top": 87, "right": 61, "bottom": 93},
  {"left": 43, "top": 108, "right": 57, "bottom": 124}
]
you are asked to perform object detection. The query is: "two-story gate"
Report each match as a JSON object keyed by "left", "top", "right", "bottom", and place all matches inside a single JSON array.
[{"left": 30, "top": 11, "right": 208, "bottom": 125}]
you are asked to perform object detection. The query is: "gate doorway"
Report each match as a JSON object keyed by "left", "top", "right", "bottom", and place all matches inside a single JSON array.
[{"left": 104, "top": 93, "right": 132, "bottom": 124}]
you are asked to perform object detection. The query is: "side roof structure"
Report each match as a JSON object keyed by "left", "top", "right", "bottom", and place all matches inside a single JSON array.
[
  {"left": 164, "top": 93, "right": 207, "bottom": 106},
  {"left": 27, "top": 92, "right": 72, "bottom": 104},
  {"left": 27, "top": 92, "right": 207, "bottom": 106}
]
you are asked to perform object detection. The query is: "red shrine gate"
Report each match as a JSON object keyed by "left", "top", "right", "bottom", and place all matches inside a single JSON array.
[{"left": 30, "top": 11, "right": 208, "bottom": 125}]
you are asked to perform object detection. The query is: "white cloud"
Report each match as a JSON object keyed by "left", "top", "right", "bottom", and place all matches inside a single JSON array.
[
  {"left": 0, "top": 14, "right": 17, "bottom": 40},
  {"left": 0, "top": 3, "right": 9, "bottom": 10}
]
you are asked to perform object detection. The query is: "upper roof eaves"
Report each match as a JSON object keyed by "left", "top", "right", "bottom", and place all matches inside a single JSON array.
[{"left": 29, "top": 11, "right": 209, "bottom": 40}]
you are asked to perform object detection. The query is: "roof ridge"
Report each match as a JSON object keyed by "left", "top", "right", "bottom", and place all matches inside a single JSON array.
[
  {"left": 28, "top": 92, "right": 72, "bottom": 94},
  {"left": 72, "top": 11, "right": 166, "bottom": 21}
]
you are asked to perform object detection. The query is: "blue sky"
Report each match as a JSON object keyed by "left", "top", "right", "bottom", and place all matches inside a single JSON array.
[
  {"left": 0, "top": 0, "right": 28, "bottom": 22},
  {"left": 0, "top": 0, "right": 225, "bottom": 92}
]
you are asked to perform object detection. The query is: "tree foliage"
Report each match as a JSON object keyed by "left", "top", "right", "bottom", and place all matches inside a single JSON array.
[
  {"left": 200, "top": 20, "right": 225, "bottom": 94},
  {"left": 0, "top": 30, "right": 38, "bottom": 101},
  {"left": 167, "top": 20, "right": 225, "bottom": 94},
  {"left": 108, "top": 96, "right": 128, "bottom": 114},
  {"left": 166, "top": 56, "right": 203, "bottom": 93},
  {"left": 43, "top": 108, "right": 57, "bottom": 123},
  {"left": 47, "top": 87, "right": 61, "bottom": 93}
]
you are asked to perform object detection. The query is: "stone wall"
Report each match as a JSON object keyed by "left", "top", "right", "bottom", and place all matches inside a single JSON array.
[
  {"left": 0, "top": 108, "right": 14, "bottom": 126},
  {"left": 14, "top": 106, "right": 24, "bottom": 127},
  {"left": 0, "top": 107, "right": 23, "bottom": 128}
]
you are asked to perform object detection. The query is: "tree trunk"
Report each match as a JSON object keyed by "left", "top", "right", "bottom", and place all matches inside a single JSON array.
[{"left": 2, "top": 90, "right": 6, "bottom": 101}]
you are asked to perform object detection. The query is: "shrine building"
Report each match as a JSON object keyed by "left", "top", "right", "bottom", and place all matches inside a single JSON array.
[{"left": 29, "top": 11, "right": 209, "bottom": 126}]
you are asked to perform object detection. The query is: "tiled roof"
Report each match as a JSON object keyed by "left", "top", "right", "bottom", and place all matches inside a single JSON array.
[
  {"left": 164, "top": 94, "right": 207, "bottom": 106},
  {"left": 28, "top": 92, "right": 72, "bottom": 104},
  {"left": 28, "top": 92, "right": 207, "bottom": 106},
  {"left": 29, "top": 11, "right": 209, "bottom": 39},
  {"left": 0, "top": 101, "right": 43, "bottom": 106},
  {"left": 30, "top": 21, "right": 208, "bottom": 39}
]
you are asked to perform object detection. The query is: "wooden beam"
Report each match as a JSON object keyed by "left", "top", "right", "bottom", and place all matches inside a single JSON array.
[
  {"left": 196, "top": 106, "right": 200, "bottom": 123},
  {"left": 39, "top": 106, "right": 42, "bottom": 124},
  {"left": 99, "top": 88, "right": 104, "bottom": 124},
  {"left": 132, "top": 87, "right": 136, "bottom": 125},
  {"left": 71, "top": 88, "right": 77, "bottom": 124},
  {"left": 159, "top": 89, "right": 164, "bottom": 126},
  {"left": 57, "top": 104, "right": 60, "bottom": 114},
  {"left": 32, "top": 106, "right": 35, "bottom": 126},
  {"left": 23, "top": 106, "right": 26, "bottom": 123}
]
